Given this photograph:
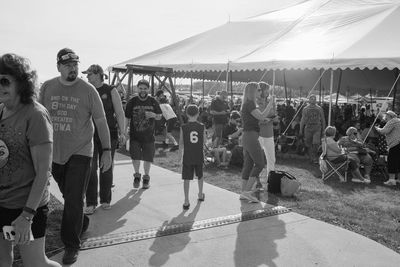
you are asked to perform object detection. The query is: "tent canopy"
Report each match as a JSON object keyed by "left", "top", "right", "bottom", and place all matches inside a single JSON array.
[{"left": 111, "top": 0, "right": 400, "bottom": 92}]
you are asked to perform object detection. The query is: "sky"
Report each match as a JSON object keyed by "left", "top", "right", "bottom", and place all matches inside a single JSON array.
[{"left": 1, "top": 0, "right": 301, "bottom": 83}]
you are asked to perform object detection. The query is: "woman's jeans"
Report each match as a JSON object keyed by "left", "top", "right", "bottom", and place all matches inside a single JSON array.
[{"left": 242, "top": 131, "right": 265, "bottom": 180}]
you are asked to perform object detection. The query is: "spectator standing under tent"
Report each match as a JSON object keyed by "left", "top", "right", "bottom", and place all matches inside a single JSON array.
[
  {"left": 375, "top": 110, "right": 400, "bottom": 186},
  {"left": 257, "top": 82, "right": 276, "bottom": 188},
  {"left": 155, "top": 90, "right": 179, "bottom": 151},
  {"left": 300, "top": 94, "right": 326, "bottom": 164},
  {"left": 239, "top": 82, "right": 273, "bottom": 203},
  {"left": 210, "top": 90, "right": 230, "bottom": 147}
]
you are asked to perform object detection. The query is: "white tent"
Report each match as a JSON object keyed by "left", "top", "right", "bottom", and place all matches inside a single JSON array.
[{"left": 112, "top": 0, "right": 400, "bottom": 93}]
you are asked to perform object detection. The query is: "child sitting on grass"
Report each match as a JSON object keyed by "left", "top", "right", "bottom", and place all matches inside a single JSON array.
[{"left": 178, "top": 104, "right": 206, "bottom": 210}]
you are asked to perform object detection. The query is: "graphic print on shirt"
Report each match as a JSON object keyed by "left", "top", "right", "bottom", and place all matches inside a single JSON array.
[
  {"left": 0, "top": 126, "right": 21, "bottom": 181},
  {"left": 0, "top": 139, "right": 9, "bottom": 168},
  {"left": 305, "top": 108, "right": 321, "bottom": 125},
  {"left": 132, "top": 105, "right": 154, "bottom": 133},
  {"left": 49, "top": 95, "right": 80, "bottom": 132}
]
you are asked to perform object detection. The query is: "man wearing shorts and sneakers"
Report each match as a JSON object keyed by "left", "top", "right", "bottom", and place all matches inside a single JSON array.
[
  {"left": 300, "top": 94, "right": 326, "bottom": 163},
  {"left": 125, "top": 79, "right": 162, "bottom": 189}
]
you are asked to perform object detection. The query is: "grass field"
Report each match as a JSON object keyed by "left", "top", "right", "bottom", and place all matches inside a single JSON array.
[{"left": 12, "top": 139, "right": 400, "bottom": 265}]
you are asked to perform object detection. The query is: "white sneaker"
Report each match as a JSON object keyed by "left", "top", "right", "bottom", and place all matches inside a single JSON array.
[
  {"left": 384, "top": 179, "right": 396, "bottom": 186},
  {"left": 240, "top": 191, "right": 260, "bottom": 203},
  {"left": 101, "top": 203, "right": 111, "bottom": 210},
  {"left": 84, "top": 205, "right": 96, "bottom": 215}
]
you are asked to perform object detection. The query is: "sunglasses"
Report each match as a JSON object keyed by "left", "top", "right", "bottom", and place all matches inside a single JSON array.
[
  {"left": 0, "top": 76, "right": 11, "bottom": 87},
  {"left": 58, "top": 53, "right": 79, "bottom": 62}
]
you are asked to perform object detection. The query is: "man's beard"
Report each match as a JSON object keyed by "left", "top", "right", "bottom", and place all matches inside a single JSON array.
[
  {"left": 66, "top": 72, "right": 77, "bottom": 82},
  {"left": 139, "top": 92, "right": 148, "bottom": 99}
]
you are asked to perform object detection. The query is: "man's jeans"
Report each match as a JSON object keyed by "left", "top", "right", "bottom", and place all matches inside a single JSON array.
[
  {"left": 52, "top": 155, "right": 92, "bottom": 249},
  {"left": 86, "top": 138, "right": 118, "bottom": 206}
]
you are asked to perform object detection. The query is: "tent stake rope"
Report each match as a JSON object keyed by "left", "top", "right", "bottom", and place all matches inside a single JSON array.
[
  {"left": 362, "top": 72, "right": 400, "bottom": 144},
  {"left": 281, "top": 69, "right": 328, "bottom": 135}
]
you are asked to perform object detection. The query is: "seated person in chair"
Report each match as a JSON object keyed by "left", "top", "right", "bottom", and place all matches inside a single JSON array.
[
  {"left": 323, "top": 126, "right": 366, "bottom": 182},
  {"left": 338, "top": 127, "right": 374, "bottom": 181},
  {"left": 222, "top": 110, "right": 243, "bottom": 150}
]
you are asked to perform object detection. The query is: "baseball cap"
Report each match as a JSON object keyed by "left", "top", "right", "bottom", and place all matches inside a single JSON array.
[
  {"left": 385, "top": 110, "right": 397, "bottom": 118},
  {"left": 137, "top": 79, "right": 150, "bottom": 88},
  {"left": 57, "top": 48, "right": 79, "bottom": 64},
  {"left": 186, "top": 104, "right": 199, "bottom": 117},
  {"left": 82, "top": 64, "right": 108, "bottom": 79}
]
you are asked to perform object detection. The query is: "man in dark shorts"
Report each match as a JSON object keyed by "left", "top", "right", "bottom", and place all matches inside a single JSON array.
[
  {"left": 178, "top": 105, "right": 205, "bottom": 210},
  {"left": 210, "top": 90, "right": 230, "bottom": 147},
  {"left": 125, "top": 79, "right": 162, "bottom": 189}
]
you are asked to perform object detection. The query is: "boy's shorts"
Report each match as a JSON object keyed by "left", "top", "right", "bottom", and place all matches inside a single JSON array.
[
  {"left": 182, "top": 163, "right": 203, "bottom": 180},
  {"left": 166, "top": 118, "right": 177, "bottom": 133},
  {"left": 304, "top": 127, "right": 321, "bottom": 147},
  {"left": 129, "top": 140, "right": 155, "bottom": 162},
  {"left": 0, "top": 205, "right": 49, "bottom": 239}
]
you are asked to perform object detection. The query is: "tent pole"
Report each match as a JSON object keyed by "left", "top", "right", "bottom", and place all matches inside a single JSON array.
[
  {"left": 283, "top": 70, "right": 287, "bottom": 101},
  {"left": 272, "top": 70, "right": 276, "bottom": 96},
  {"left": 190, "top": 73, "right": 193, "bottom": 103},
  {"left": 328, "top": 69, "right": 334, "bottom": 126},
  {"left": 335, "top": 69, "right": 342, "bottom": 107},
  {"left": 230, "top": 71, "right": 233, "bottom": 110},
  {"left": 319, "top": 69, "right": 322, "bottom": 104},
  {"left": 225, "top": 62, "right": 230, "bottom": 92},
  {"left": 393, "top": 68, "right": 399, "bottom": 112},
  {"left": 202, "top": 73, "right": 205, "bottom": 107}
]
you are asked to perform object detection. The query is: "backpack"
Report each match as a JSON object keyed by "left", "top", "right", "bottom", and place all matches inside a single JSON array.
[{"left": 267, "top": 170, "right": 301, "bottom": 196}]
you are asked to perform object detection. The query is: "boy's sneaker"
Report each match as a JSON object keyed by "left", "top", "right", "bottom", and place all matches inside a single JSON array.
[
  {"left": 142, "top": 175, "right": 150, "bottom": 189},
  {"left": 84, "top": 205, "right": 96, "bottom": 215},
  {"left": 133, "top": 173, "right": 141, "bottom": 188},
  {"left": 101, "top": 203, "right": 111, "bottom": 210}
]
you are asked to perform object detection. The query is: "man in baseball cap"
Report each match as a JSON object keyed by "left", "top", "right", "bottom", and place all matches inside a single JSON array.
[
  {"left": 57, "top": 48, "right": 79, "bottom": 65},
  {"left": 82, "top": 64, "right": 108, "bottom": 80}
]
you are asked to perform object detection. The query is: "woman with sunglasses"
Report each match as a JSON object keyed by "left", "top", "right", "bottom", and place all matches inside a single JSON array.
[
  {"left": 239, "top": 82, "right": 274, "bottom": 202},
  {"left": 0, "top": 54, "right": 60, "bottom": 266}
]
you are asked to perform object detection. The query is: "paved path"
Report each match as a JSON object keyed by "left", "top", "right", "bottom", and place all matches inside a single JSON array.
[{"left": 49, "top": 152, "right": 400, "bottom": 266}]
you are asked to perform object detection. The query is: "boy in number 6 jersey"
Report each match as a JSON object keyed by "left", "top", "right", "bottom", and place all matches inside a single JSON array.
[{"left": 178, "top": 105, "right": 206, "bottom": 210}]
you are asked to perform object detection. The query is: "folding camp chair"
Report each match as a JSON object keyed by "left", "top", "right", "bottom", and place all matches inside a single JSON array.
[{"left": 320, "top": 137, "right": 349, "bottom": 182}]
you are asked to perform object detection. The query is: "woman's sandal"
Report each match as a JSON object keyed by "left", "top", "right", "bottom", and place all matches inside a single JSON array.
[
  {"left": 183, "top": 203, "right": 190, "bottom": 210},
  {"left": 198, "top": 193, "right": 205, "bottom": 202}
]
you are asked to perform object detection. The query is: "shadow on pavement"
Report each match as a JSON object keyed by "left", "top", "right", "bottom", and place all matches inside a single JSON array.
[
  {"left": 148, "top": 202, "right": 202, "bottom": 266},
  {"left": 234, "top": 198, "right": 286, "bottom": 267}
]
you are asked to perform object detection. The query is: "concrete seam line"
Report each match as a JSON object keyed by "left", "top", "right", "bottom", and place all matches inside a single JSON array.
[{"left": 81, "top": 206, "right": 291, "bottom": 250}]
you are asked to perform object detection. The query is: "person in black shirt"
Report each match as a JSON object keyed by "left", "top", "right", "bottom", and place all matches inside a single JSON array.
[
  {"left": 178, "top": 105, "right": 205, "bottom": 210},
  {"left": 124, "top": 80, "right": 162, "bottom": 189}
]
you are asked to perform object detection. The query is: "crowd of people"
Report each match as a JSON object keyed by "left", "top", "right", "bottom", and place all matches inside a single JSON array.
[{"left": 1, "top": 49, "right": 400, "bottom": 266}]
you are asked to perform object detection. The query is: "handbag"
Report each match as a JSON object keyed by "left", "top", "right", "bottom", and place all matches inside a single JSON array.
[
  {"left": 281, "top": 174, "right": 301, "bottom": 197},
  {"left": 268, "top": 170, "right": 301, "bottom": 196}
]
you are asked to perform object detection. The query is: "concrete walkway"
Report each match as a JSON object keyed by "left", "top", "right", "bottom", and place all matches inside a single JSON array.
[{"left": 49, "top": 153, "right": 400, "bottom": 266}]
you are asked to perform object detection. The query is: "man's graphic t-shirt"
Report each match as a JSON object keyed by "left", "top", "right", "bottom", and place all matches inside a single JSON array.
[
  {"left": 125, "top": 95, "right": 162, "bottom": 143},
  {"left": 40, "top": 78, "right": 106, "bottom": 164}
]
